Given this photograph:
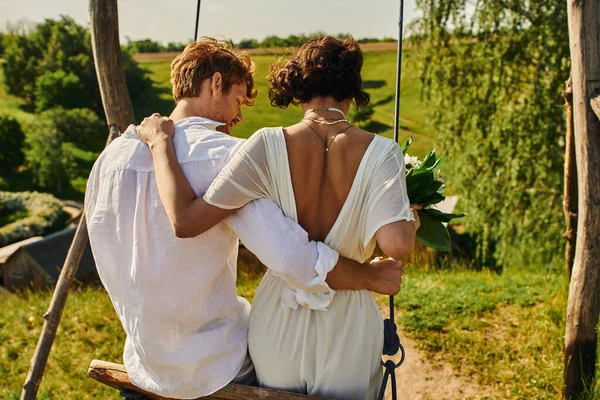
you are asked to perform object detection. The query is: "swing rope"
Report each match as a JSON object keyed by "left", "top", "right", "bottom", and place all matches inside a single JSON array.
[
  {"left": 377, "top": 1, "right": 407, "bottom": 399},
  {"left": 193, "top": 0, "right": 201, "bottom": 42}
]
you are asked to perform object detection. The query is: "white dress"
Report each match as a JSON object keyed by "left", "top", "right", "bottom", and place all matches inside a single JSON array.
[{"left": 204, "top": 127, "right": 414, "bottom": 400}]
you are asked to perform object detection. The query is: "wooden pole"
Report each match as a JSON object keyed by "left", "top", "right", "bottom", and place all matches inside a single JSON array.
[
  {"left": 563, "top": 0, "right": 600, "bottom": 398},
  {"left": 562, "top": 76, "right": 577, "bottom": 278},
  {"left": 20, "top": 1, "right": 134, "bottom": 398}
]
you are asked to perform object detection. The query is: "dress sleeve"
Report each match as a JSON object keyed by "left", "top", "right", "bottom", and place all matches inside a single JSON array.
[
  {"left": 363, "top": 143, "right": 415, "bottom": 247},
  {"left": 203, "top": 129, "right": 273, "bottom": 209}
]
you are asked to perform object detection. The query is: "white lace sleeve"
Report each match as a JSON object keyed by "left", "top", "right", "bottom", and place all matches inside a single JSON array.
[
  {"left": 363, "top": 144, "right": 415, "bottom": 247},
  {"left": 203, "top": 129, "right": 273, "bottom": 209}
]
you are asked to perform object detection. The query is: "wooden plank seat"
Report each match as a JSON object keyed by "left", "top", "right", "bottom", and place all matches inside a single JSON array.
[{"left": 88, "top": 360, "right": 332, "bottom": 400}]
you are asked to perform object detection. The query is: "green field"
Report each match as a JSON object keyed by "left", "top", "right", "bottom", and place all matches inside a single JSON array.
[{"left": 141, "top": 50, "right": 433, "bottom": 154}]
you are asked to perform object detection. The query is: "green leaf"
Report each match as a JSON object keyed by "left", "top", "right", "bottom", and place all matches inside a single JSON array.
[
  {"left": 422, "top": 208, "right": 465, "bottom": 223},
  {"left": 400, "top": 136, "right": 413, "bottom": 155},
  {"left": 419, "top": 150, "right": 437, "bottom": 170},
  {"left": 416, "top": 212, "right": 452, "bottom": 251}
]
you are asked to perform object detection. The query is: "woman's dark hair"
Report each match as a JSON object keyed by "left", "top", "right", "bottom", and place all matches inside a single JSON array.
[{"left": 268, "top": 36, "right": 370, "bottom": 109}]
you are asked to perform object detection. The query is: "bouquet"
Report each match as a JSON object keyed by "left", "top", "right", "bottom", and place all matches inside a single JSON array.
[{"left": 401, "top": 137, "right": 464, "bottom": 251}]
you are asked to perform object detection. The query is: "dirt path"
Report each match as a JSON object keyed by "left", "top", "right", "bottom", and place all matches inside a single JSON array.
[{"left": 380, "top": 306, "right": 490, "bottom": 400}]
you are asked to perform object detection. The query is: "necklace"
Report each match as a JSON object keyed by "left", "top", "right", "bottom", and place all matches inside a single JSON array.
[
  {"left": 300, "top": 120, "right": 353, "bottom": 152},
  {"left": 304, "top": 107, "right": 346, "bottom": 118},
  {"left": 302, "top": 116, "right": 349, "bottom": 126}
]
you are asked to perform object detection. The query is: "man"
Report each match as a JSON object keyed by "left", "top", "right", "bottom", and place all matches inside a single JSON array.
[{"left": 85, "top": 38, "right": 403, "bottom": 399}]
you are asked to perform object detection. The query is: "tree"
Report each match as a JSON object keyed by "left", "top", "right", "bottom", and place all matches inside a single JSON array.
[
  {"left": 415, "top": 0, "right": 570, "bottom": 268},
  {"left": 0, "top": 115, "right": 25, "bottom": 176},
  {"left": 237, "top": 39, "right": 259, "bottom": 49},
  {"left": 1, "top": 16, "right": 151, "bottom": 117}
]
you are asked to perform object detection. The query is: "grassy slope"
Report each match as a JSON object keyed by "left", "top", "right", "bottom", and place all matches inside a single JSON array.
[{"left": 142, "top": 50, "right": 433, "bottom": 156}]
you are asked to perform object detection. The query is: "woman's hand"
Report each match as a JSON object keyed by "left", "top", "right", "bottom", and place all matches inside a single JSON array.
[
  {"left": 137, "top": 113, "right": 175, "bottom": 149},
  {"left": 410, "top": 204, "right": 422, "bottom": 230}
]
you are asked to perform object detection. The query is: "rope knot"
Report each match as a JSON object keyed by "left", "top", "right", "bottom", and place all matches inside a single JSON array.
[{"left": 383, "top": 318, "right": 401, "bottom": 356}]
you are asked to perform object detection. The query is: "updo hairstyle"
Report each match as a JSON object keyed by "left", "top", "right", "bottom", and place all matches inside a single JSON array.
[{"left": 268, "top": 36, "right": 370, "bottom": 109}]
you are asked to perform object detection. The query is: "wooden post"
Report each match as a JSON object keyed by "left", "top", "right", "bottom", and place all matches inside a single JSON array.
[
  {"left": 562, "top": 77, "right": 577, "bottom": 278},
  {"left": 20, "top": 1, "right": 135, "bottom": 398},
  {"left": 90, "top": 0, "right": 136, "bottom": 132},
  {"left": 563, "top": 0, "right": 600, "bottom": 398}
]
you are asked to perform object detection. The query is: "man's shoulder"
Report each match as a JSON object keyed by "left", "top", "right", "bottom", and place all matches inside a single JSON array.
[
  {"left": 93, "top": 126, "right": 153, "bottom": 177},
  {"left": 174, "top": 125, "right": 245, "bottom": 163}
]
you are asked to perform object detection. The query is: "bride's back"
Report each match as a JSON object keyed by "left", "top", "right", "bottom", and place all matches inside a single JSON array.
[
  {"left": 266, "top": 36, "right": 375, "bottom": 241},
  {"left": 284, "top": 124, "right": 374, "bottom": 242}
]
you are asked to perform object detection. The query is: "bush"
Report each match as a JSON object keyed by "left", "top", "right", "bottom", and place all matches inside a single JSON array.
[
  {"left": 40, "top": 107, "right": 106, "bottom": 151},
  {"left": 0, "top": 191, "right": 65, "bottom": 247},
  {"left": 0, "top": 115, "right": 25, "bottom": 176},
  {"left": 23, "top": 107, "right": 105, "bottom": 191},
  {"left": 34, "top": 70, "right": 85, "bottom": 112},
  {"left": 23, "top": 119, "right": 67, "bottom": 191}
]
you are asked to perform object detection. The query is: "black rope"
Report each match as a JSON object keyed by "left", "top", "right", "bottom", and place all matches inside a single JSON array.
[
  {"left": 393, "top": 0, "right": 406, "bottom": 143},
  {"left": 193, "top": 0, "right": 202, "bottom": 41},
  {"left": 377, "top": 295, "right": 406, "bottom": 400},
  {"left": 379, "top": 2, "right": 407, "bottom": 398}
]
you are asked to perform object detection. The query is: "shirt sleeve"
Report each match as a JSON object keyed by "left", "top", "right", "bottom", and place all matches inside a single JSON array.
[
  {"left": 225, "top": 198, "right": 339, "bottom": 311},
  {"left": 363, "top": 144, "right": 415, "bottom": 248},
  {"left": 204, "top": 130, "right": 273, "bottom": 209}
]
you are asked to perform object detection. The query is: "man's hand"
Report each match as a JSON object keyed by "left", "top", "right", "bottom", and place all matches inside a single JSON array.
[
  {"left": 137, "top": 113, "right": 175, "bottom": 149},
  {"left": 367, "top": 257, "right": 404, "bottom": 296}
]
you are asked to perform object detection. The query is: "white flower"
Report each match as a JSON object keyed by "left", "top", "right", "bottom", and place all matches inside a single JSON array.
[{"left": 404, "top": 154, "right": 421, "bottom": 171}]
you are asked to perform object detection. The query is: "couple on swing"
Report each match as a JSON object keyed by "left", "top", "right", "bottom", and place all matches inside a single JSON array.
[{"left": 85, "top": 35, "right": 420, "bottom": 400}]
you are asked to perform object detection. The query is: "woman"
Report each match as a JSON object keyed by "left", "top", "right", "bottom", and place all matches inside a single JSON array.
[{"left": 138, "top": 36, "right": 419, "bottom": 399}]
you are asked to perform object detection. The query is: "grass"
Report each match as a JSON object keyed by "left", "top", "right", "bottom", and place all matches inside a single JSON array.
[
  {"left": 2, "top": 265, "right": 595, "bottom": 399},
  {"left": 394, "top": 266, "right": 600, "bottom": 399}
]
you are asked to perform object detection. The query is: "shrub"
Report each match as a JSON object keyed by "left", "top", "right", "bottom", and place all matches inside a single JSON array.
[
  {"left": 0, "top": 191, "right": 65, "bottom": 247},
  {"left": 0, "top": 115, "right": 25, "bottom": 176},
  {"left": 34, "top": 70, "right": 85, "bottom": 112},
  {"left": 23, "top": 119, "right": 67, "bottom": 191},
  {"left": 40, "top": 107, "right": 106, "bottom": 151}
]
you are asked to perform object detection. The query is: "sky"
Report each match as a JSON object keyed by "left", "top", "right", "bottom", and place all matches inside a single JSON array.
[{"left": 0, "top": 0, "right": 420, "bottom": 44}]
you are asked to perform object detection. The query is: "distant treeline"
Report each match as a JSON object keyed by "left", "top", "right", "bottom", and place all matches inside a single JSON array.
[{"left": 122, "top": 33, "right": 396, "bottom": 54}]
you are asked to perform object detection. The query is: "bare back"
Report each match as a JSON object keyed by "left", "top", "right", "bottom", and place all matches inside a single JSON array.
[{"left": 283, "top": 124, "right": 375, "bottom": 242}]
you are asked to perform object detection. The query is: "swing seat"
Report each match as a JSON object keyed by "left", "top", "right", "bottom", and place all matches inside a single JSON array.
[{"left": 88, "top": 359, "right": 332, "bottom": 400}]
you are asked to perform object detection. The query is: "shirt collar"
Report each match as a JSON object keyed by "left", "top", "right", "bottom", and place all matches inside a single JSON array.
[{"left": 121, "top": 116, "right": 226, "bottom": 140}]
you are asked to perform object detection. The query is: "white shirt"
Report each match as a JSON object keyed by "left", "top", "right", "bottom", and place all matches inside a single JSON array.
[{"left": 84, "top": 117, "right": 339, "bottom": 399}]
